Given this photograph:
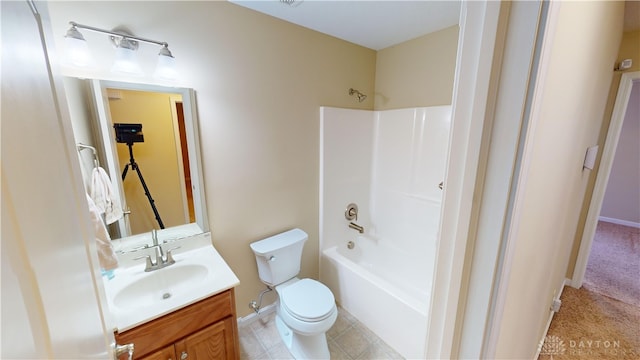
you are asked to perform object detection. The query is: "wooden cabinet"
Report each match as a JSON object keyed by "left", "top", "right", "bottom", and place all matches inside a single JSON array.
[
  {"left": 140, "top": 345, "right": 175, "bottom": 360},
  {"left": 115, "top": 289, "right": 239, "bottom": 360}
]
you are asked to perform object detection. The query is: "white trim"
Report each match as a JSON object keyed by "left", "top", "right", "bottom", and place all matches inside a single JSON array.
[
  {"left": 598, "top": 216, "right": 640, "bottom": 229},
  {"left": 425, "top": 2, "right": 502, "bottom": 358},
  {"left": 237, "top": 302, "right": 277, "bottom": 328},
  {"left": 458, "top": 1, "right": 548, "bottom": 358},
  {"left": 482, "top": 1, "right": 559, "bottom": 357},
  {"left": 571, "top": 71, "right": 640, "bottom": 288},
  {"left": 534, "top": 278, "right": 567, "bottom": 359}
]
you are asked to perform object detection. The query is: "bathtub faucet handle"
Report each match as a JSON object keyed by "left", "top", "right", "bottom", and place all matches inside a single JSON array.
[{"left": 345, "top": 203, "right": 359, "bottom": 221}]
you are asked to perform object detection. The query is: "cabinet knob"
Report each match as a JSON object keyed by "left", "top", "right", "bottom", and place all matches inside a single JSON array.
[{"left": 180, "top": 351, "right": 188, "bottom": 360}]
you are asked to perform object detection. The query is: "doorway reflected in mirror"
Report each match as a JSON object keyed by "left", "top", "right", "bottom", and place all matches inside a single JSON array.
[{"left": 108, "top": 89, "right": 194, "bottom": 236}]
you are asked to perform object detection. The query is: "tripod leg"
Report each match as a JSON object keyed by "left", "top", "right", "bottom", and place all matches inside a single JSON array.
[
  {"left": 121, "top": 164, "right": 130, "bottom": 181},
  {"left": 132, "top": 163, "right": 165, "bottom": 229}
]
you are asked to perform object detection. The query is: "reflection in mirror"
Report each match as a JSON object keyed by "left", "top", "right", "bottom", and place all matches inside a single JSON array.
[
  {"left": 109, "top": 89, "right": 192, "bottom": 234},
  {"left": 68, "top": 78, "right": 208, "bottom": 247}
]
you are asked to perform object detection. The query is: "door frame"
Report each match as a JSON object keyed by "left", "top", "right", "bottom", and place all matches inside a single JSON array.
[
  {"left": 570, "top": 70, "right": 640, "bottom": 288},
  {"left": 425, "top": 1, "right": 505, "bottom": 358}
]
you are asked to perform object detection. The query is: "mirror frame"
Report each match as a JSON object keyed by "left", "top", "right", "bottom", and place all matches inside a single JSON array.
[{"left": 88, "top": 79, "right": 209, "bottom": 244}]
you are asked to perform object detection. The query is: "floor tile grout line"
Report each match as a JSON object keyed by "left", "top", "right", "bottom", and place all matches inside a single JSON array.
[
  {"left": 243, "top": 320, "right": 273, "bottom": 359},
  {"left": 240, "top": 306, "right": 402, "bottom": 360},
  {"left": 330, "top": 337, "right": 356, "bottom": 360}
]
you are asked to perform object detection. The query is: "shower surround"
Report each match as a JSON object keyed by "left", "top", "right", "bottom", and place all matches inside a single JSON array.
[{"left": 319, "top": 106, "right": 451, "bottom": 359}]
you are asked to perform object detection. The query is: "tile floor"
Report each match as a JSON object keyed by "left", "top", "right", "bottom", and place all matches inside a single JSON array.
[{"left": 239, "top": 306, "right": 404, "bottom": 360}]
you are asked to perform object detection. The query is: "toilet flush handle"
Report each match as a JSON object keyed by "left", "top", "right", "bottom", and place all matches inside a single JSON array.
[{"left": 269, "top": 255, "right": 276, "bottom": 262}]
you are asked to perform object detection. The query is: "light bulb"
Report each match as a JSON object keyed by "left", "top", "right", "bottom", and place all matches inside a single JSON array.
[
  {"left": 64, "top": 26, "right": 92, "bottom": 67},
  {"left": 154, "top": 45, "right": 177, "bottom": 80},
  {"left": 111, "top": 38, "right": 143, "bottom": 76}
]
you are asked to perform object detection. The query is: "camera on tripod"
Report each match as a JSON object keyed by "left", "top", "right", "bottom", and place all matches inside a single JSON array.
[
  {"left": 114, "top": 122, "right": 165, "bottom": 229},
  {"left": 114, "top": 123, "right": 144, "bottom": 144}
]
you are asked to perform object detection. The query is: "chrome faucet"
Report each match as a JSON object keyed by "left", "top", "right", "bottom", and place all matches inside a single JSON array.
[
  {"left": 134, "top": 230, "right": 180, "bottom": 272},
  {"left": 135, "top": 246, "right": 180, "bottom": 272},
  {"left": 349, "top": 222, "right": 364, "bottom": 234},
  {"left": 345, "top": 203, "right": 364, "bottom": 233},
  {"left": 152, "top": 228, "right": 159, "bottom": 246}
]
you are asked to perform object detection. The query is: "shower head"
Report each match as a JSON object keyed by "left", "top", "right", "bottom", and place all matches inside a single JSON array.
[{"left": 349, "top": 88, "right": 367, "bottom": 103}]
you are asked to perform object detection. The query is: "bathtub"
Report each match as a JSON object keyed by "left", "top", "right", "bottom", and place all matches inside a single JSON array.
[{"left": 320, "top": 236, "right": 433, "bottom": 359}]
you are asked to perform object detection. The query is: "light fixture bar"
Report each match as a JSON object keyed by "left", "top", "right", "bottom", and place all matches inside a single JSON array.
[{"left": 69, "top": 21, "right": 169, "bottom": 47}]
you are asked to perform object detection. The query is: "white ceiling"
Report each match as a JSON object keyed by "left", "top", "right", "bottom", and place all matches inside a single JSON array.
[{"left": 229, "top": 0, "right": 461, "bottom": 50}]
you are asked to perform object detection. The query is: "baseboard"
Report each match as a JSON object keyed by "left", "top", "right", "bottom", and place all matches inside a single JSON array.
[
  {"left": 565, "top": 276, "right": 581, "bottom": 289},
  {"left": 237, "top": 302, "right": 277, "bottom": 328},
  {"left": 598, "top": 216, "right": 640, "bottom": 229},
  {"left": 534, "top": 278, "right": 567, "bottom": 358}
]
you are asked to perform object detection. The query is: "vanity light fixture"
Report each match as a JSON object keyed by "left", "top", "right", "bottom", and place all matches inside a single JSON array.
[
  {"left": 111, "top": 37, "right": 143, "bottom": 76},
  {"left": 64, "top": 23, "right": 92, "bottom": 67},
  {"left": 64, "top": 21, "right": 177, "bottom": 80},
  {"left": 153, "top": 44, "right": 177, "bottom": 80}
]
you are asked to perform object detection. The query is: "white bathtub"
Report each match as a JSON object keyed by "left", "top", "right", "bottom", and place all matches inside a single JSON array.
[{"left": 320, "top": 236, "right": 433, "bottom": 359}]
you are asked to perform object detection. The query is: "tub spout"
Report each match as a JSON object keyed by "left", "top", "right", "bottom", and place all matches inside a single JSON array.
[{"left": 349, "top": 222, "right": 364, "bottom": 234}]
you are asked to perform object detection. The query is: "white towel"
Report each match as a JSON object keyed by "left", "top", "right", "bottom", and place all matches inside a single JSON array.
[
  {"left": 86, "top": 194, "right": 118, "bottom": 271},
  {"left": 90, "top": 167, "right": 123, "bottom": 225}
]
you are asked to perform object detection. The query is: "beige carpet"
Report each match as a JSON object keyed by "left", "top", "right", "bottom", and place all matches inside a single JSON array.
[
  {"left": 539, "top": 221, "right": 640, "bottom": 359},
  {"left": 540, "top": 287, "right": 639, "bottom": 359},
  {"left": 583, "top": 221, "right": 640, "bottom": 307}
]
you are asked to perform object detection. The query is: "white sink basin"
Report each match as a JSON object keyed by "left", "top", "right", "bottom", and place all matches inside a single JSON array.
[
  {"left": 113, "top": 263, "right": 209, "bottom": 309},
  {"left": 102, "top": 238, "right": 240, "bottom": 332}
]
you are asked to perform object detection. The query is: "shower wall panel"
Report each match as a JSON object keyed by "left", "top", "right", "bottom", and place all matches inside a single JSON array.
[
  {"left": 370, "top": 106, "right": 451, "bottom": 261},
  {"left": 319, "top": 107, "right": 374, "bottom": 251}
]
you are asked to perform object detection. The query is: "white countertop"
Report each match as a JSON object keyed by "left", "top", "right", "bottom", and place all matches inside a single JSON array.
[{"left": 103, "top": 234, "right": 240, "bottom": 332}]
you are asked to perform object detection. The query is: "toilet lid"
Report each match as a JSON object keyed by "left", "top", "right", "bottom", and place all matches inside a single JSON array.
[{"left": 281, "top": 279, "right": 335, "bottom": 322}]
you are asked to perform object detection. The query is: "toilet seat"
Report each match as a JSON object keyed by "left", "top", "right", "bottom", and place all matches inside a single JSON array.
[{"left": 280, "top": 279, "right": 335, "bottom": 322}]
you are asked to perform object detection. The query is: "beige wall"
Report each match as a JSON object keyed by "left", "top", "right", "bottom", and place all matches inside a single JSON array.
[
  {"left": 617, "top": 30, "right": 640, "bottom": 72},
  {"left": 46, "top": 1, "right": 376, "bottom": 317},
  {"left": 568, "top": 29, "right": 640, "bottom": 277},
  {"left": 108, "top": 90, "right": 186, "bottom": 234},
  {"left": 374, "top": 25, "right": 459, "bottom": 110},
  {"left": 494, "top": 1, "right": 624, "bottom": 358},
  {"left": 64, "top": 77, "right": 96, "bottom": 189}
]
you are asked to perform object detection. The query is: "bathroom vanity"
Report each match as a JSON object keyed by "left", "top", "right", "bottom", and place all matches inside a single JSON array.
[
  {"left": 114, "top": 289, "right": 238, "bottom": 360},
  {"left": 106, "top": 234, "right": 240, "bottom": 360}
]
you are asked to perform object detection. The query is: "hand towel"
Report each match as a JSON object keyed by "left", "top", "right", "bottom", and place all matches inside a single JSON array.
[
  {"left": 90, "top": 167, "right": 123, "bottom": 225},
  {"left": 86, "top": 194, "right": 118, "bottom": 271}
]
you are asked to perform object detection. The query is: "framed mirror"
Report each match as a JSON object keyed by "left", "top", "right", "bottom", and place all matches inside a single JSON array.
[{"left": 75, "top": 79, "right": 208, "bottom": 246}]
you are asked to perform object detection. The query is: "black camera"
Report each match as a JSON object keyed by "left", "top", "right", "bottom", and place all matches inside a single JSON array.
[{"left": 114, "top": 123, "right": 144, "bottom": 144}]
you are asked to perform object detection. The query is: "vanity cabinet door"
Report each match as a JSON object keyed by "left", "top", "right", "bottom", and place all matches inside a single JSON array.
[
  {"left": 140, "top": 345, "right": 176, "bottom": 360},
  {"left": 115, "top": 289, "right": 239, "bottom": 360},
  {"left": 174, "top": 317, "right": 238, "bottom": 360}
]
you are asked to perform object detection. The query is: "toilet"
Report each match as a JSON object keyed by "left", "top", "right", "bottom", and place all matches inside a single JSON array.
[{"left": 250, "top": 228, "right": 337, "bottom": 359}]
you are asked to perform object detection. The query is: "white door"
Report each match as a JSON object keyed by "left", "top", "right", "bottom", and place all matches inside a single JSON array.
[{"left": 1, "top": 1, "right": 112, "bottom": 358}]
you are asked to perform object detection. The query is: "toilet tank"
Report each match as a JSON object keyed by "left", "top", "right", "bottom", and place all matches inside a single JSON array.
[{"left": 250, "top": 228, "right": 308, "bottom": 286}]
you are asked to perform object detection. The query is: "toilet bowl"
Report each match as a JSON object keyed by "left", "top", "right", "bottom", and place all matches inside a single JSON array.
[
  {"left": 275, "top": 278, "right": 337, "bottom": 358},
  {"left": 250, "top": 229, "right": 337, "bottom": 359}
]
